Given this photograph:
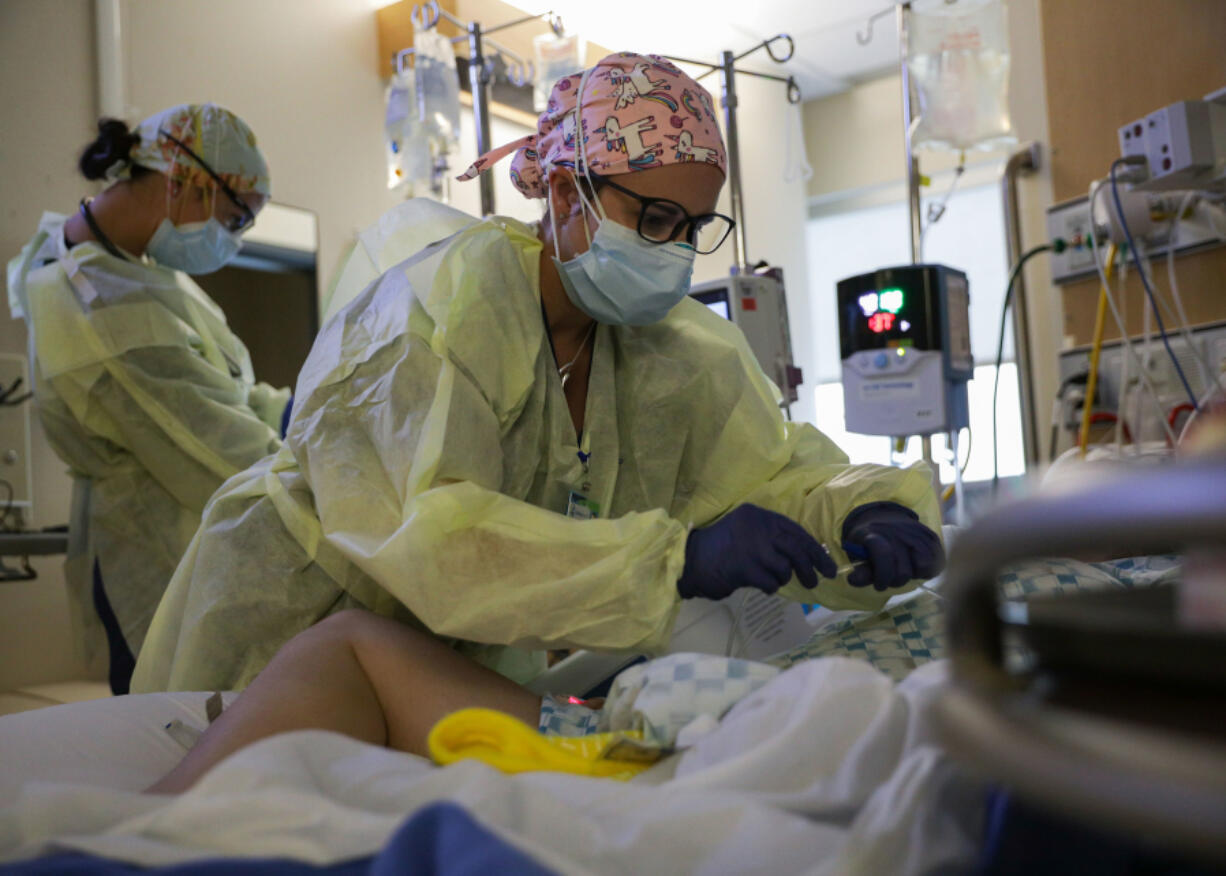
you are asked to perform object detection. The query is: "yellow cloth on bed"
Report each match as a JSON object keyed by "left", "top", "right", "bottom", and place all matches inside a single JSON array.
[{"left": 427, "top": 708, "right": 663, "bottom": 780}]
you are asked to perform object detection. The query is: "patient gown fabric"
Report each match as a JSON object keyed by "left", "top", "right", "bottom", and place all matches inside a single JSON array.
[
  {"left": 133, "top": 199, "right": 940, "bottom": 694},
  {"left": 6, "top": 213, "right": 286, "bottom": 661}
]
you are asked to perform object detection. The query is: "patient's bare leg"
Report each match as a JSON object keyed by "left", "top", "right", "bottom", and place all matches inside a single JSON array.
[{"left": 147, "top": 610, "right": 542, "bottom": 794}]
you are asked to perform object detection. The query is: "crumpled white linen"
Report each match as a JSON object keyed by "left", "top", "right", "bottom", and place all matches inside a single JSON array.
[{"left": 0, "top": 659, "right": 982, "bottom": 875}]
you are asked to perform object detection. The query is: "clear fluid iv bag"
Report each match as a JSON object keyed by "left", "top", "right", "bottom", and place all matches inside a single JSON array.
[
  {"left": 908, "top": 0, "right": 1016, "bottom": 152},
  {"left": 385, "top": 67, "right": 439, "bottom": 195},
  {"left": 413, "top": 24, "right": 462, "bottom": 150}
]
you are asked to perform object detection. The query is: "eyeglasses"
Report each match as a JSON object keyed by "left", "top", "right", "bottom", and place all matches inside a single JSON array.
[
  {"left": 587, "top": 171, "right": 735, "bottom": 256},
  {"left": 158, "top": 129, "right": 257, "bottom": 234}
]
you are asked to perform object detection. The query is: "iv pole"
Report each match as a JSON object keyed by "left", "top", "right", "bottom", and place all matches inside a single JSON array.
[
  {"left": 665, "top": 36, "right": 802, "bottom": 273},
  {"left": 395, "top": 0, "right": 562, "bottom": 216},
  {"left": 882, "top": 1, "right": 1041, "bottom": 479},
  {"left": 852, "top": 3, "right": 941, "bottom": 483},
  {"left": 894, "top": 3, "right": 939, "bottom": 474}
]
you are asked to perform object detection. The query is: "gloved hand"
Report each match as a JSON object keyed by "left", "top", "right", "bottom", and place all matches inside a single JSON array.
[
  {"left": 677, "top": 504, "right": 837, "bottom": 601},
  {"left": 841, "top": 501, "right": 944, "bottom": 591}
]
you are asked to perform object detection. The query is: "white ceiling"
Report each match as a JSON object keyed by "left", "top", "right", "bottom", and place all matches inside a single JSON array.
[{"left": 509, "top": 0, "right": 903, "bottom": 102}]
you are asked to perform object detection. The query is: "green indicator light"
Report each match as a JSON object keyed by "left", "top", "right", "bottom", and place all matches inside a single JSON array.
[{"left": 879, "top": 289, "right": 904, "bottom": 314}]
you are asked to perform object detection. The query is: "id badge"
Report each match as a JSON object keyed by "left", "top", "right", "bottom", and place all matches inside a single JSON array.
[{"left": 566, "top": 490, "right": 601, "bottom": 520}]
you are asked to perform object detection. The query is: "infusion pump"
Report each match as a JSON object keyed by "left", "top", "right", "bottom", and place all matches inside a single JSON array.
[
  {"left": 837, "top": 263, "right": 973, "bottom": 437},
  {"left": 689, "top": 269, "right": 803, "bottom": 407}
]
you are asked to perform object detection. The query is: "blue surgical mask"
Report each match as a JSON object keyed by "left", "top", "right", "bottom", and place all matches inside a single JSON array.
[
  {"left": 549, "top": 170, "right": 695, "bottom": 326},
  {"left": 552, "top": 219, "right": 695, "bottom": 326},
  {"left": 146, "top": 216, "right": 241, "bottom": 275}
]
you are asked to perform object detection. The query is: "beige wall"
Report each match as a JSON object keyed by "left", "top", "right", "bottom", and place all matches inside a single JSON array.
[
  {"left": 0, "top": 0, "right": 104, "bottom": 688},
  {"left": 803, "top": 74, "right": 981, "bottom": 202}
]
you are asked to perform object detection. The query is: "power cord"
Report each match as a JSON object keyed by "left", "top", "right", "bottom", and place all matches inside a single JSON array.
[
  {"left": 992, "top": 241, "right": 1063, "bottom": 492},
  {"left": 1109, "top": 158, "right": 1200, "bottom": 410},
  {"left": 1086, "top": 186, "right": 1178, "bottom": 444}
]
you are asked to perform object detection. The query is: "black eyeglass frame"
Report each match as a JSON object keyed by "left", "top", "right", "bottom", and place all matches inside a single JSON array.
[
  {"left": 586, "top": 170, "right": 735, "bottom": 255},
  {"left": 158, "top": 128, "right": 257, "bottom": 233}
]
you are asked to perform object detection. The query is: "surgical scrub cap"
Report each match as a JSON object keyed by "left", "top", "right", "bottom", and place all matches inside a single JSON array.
[
  {"left": 458, "top": 52, "right": 727, "bottom": 198},
  {"left": 109, "top": 103, "right": 271, "bottom": 196}
]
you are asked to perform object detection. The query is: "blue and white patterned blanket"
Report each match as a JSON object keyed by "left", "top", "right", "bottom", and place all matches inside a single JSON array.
[{"left": 767, "top": 555, "right": 1181, "bottom": 681}]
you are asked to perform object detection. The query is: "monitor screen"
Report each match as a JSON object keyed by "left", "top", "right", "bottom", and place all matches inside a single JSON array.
[
  {"left": 836, "top": 266, "right": 946, "bottom": 358},
  {"left": 692, "top": 288, "right": 733, "bottom": 322}
]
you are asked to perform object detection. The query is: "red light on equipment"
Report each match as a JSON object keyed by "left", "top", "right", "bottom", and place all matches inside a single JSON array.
[{"left": 867, "top": 311, "right": 896, "bottom": 334}]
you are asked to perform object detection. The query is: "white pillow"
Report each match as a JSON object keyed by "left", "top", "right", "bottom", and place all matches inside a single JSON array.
[{"left": 0, "top": 690, "right": 237, "bottom": 800}]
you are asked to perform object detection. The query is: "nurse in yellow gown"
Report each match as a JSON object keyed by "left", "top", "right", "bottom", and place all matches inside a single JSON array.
[
  {"left": 8, "top": 104, "right": 287, "bottom": 693},
  {"left": 133, "top": 55, "right": 942, "bottom": 695}
]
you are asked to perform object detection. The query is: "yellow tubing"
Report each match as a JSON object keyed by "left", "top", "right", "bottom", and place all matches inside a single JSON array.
[{"left": 1077, "top": 243, "right": 1118, "bottom": 457}]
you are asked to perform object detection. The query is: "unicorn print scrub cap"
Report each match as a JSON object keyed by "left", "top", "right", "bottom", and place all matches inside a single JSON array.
[{"left": 458, "top": 52, "right": 727, "bottom": 198}]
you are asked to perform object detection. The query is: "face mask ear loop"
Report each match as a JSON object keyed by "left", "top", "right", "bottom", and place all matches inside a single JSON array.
[
  {"left": 549, "top": 169, "right": 596, "bottom": 256},
  {"left": 573, "top": 65, "right": 607, "bottom": 227},
  {"left": 547, "top": 171, "right": 565, "bottom": 262},
  {"left": 572, "top": 172, "right": 600, "bottom": 246}
]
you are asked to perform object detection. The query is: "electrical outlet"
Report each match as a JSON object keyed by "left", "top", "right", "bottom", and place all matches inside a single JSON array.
[
  {"left": 1045, "top": 195, "right": 1099, "bottom": 281},
  {"left": 1046, "top": 193, "right": 1225, "bottom": 284},
  {"left": 0, "top": 353, "right": 33, "bottom": 511}
]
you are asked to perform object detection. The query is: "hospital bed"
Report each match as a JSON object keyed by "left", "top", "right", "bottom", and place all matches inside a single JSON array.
[
  {"left": 938, "top": 457, "right": 1226, "bottom": 868},
  {"left": 2, "top": 462, "right": 1221, "bottom": 872}
]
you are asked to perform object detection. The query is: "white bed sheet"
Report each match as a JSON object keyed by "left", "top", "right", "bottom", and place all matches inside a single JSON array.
[
  {"left": 0, "top": 690, "right": 239, "bottom": 801},
  {"left": 0, "top": 659, "right": 983, "bottom": 875}
]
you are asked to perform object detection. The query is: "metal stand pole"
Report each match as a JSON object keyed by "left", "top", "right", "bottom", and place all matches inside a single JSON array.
[
  {"left": 898, "top": 3, "right": 922, "bottom": 264},
  {"left": 467, "top": 21, "right": 495, "bottom": 217},
  {"left": 897, "top": 2, "right": 939, "bottom": 489},
  {"left": 719, "top": 50, "right": 749, "bottom": 273}
]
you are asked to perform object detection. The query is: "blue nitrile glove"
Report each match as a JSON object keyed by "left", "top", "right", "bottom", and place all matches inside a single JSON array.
[
  {"left": 677, "top": 504, "right": 837, "bottom": 601},
  {"left": 279, "top": 394, "right": 294, "bottom": 439},
  {"left": 841, "top": 501, "right": 944, "bottom": 591}
]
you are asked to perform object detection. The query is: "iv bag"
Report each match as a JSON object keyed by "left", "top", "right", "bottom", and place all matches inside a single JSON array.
[
  {"left": 533, "top": 32, "right": 584, "bottom": 112},
  {"left": 384, "top": 69, "right": 414, "bottom": 190},
  {"left": 385, "top": 68, "right": 436, "bottom": 194},
  {"left": 907, "top": 0, "right": 1016, "bottom": 152},
  {"left": 413, "top": 25, "right": 462, "bottom": 149}
]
